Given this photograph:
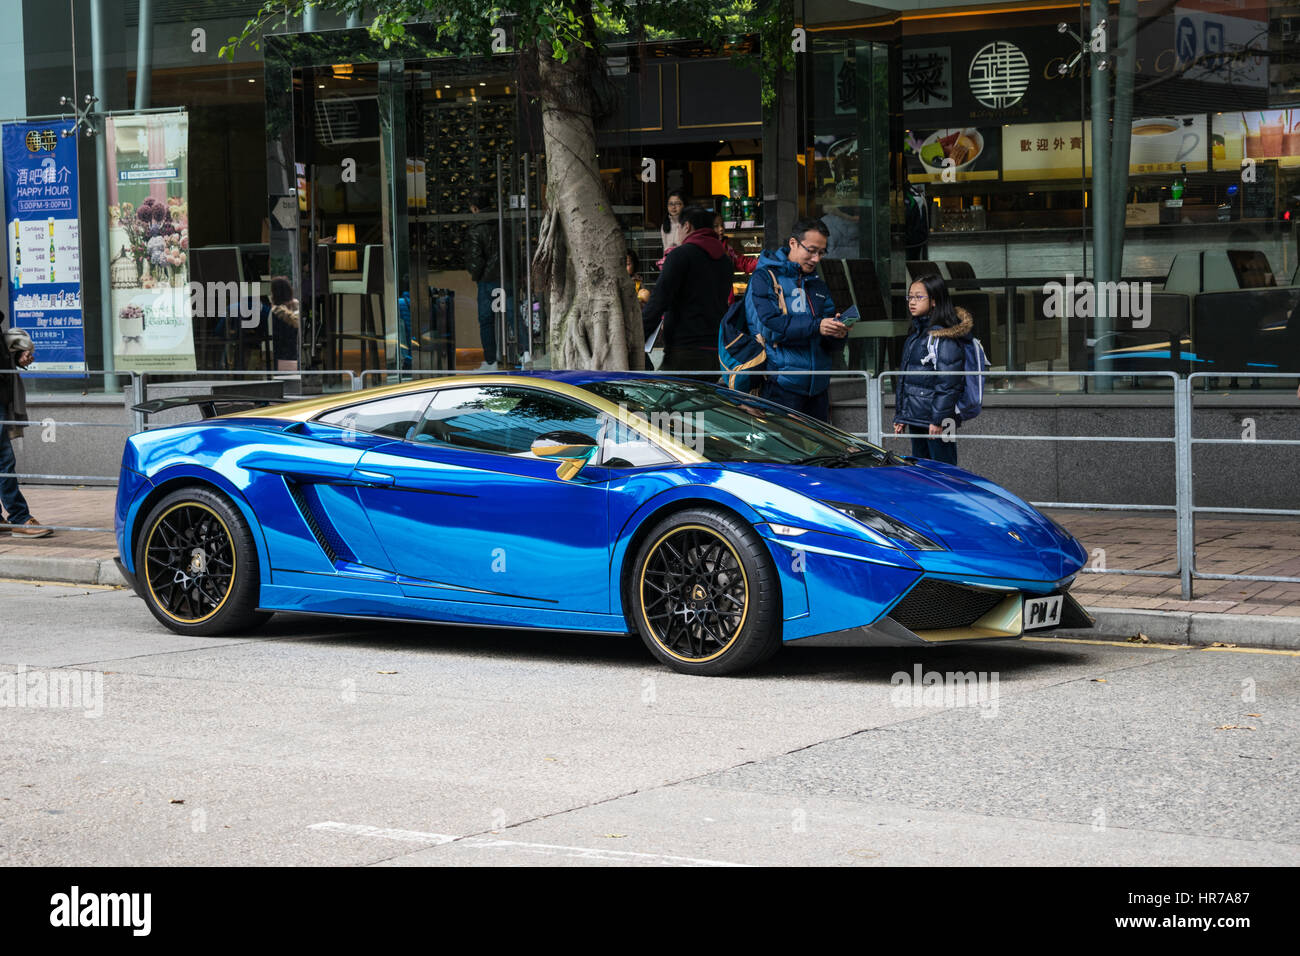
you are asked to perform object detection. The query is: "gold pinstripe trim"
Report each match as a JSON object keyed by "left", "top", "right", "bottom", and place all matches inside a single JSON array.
[{"left": 221, "top": 375, "right": 708, "bottom": 465}]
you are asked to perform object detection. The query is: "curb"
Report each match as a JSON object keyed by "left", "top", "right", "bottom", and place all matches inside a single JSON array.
[
  {"left": 0, "top": 554, "right": 126, "bottom": 588},
  {"left": 1052, "top": 607, "right": 1300, "bottom": 651}
]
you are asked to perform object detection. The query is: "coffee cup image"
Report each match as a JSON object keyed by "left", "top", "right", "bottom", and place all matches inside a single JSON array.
[{"left": 1130, "top": 118, "right": 1200, "bottom": 165}]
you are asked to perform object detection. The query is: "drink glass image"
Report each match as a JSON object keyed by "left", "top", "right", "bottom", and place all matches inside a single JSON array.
[
  {"left": 1259, "top": 121, "right": 1283, "bottom": 157},
  {"left": 1245, "top": 132, "right": 1262, "bottom": 158},
  {"left": 1284, "top": 131, "right": 1300, "bottom": 157}
]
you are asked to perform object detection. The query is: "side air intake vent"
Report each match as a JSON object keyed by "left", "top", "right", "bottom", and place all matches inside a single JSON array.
[{"left": 287, "top": 482, "right": 355, "bottom": 564}]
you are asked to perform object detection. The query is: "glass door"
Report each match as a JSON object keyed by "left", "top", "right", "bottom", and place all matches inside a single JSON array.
[{"left": 404, "top": 66, "right": 539, "bottom": 374}]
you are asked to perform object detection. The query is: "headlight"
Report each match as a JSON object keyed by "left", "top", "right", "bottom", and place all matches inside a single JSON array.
[{"left": 821, "top": 500, "right": 944, "bottom": 550}]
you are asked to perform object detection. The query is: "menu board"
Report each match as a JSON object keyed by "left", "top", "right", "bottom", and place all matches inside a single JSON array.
[
  {"left": 1240, "top": 161, "right": 1277, "bottom": 220},
  {"left": 2, "top": 121, "right": 85, "bottom": 371}
]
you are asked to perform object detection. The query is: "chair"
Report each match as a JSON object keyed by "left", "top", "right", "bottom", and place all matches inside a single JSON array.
[
  {"left": 190, "top": 246, "right": 271, "bottom": 370},
  {"left": 818, "top": 259, "right": 855, "bottom": 312},
  {"left": 330, "top": 244, "right": 387, "bottom": 371}
]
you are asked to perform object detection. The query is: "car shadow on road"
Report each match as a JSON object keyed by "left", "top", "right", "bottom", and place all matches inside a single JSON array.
[
  {"left": 241, "top": 614, "right": 1091, "bottom": 683},
  {"left": 764, "top": 640, "right": 1090, "bottom": 683}
]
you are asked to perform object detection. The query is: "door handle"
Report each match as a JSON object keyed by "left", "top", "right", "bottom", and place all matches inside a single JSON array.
[{"left": 354, "top": 470, "right": 395, "bottom": 486}]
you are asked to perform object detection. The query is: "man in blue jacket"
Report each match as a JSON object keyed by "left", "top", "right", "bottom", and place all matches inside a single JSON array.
[{"left": 744, "top": 218, "right": 847, "bottom": 420}]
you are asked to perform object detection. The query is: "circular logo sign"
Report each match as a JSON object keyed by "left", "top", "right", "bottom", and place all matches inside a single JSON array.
[
  {"left": 25, "top": 129, "right": 57, "bottom": 152},
  {"left": 968, "top": 42, "right": 1030, "bottom": 109}
]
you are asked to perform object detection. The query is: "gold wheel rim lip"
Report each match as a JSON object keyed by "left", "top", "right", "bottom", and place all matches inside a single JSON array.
[
  {"left": 638, "top": 523, "right": 749, "bottom": 664},
  {"left": 144, "top": 501, "right": 237, "bottom": 625}
]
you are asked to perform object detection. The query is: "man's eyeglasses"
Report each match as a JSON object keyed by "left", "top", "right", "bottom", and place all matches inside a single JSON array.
[
  {"left": 905, "top": 293, "right": 930, "bottom": 301},
  {"left": 794, "top": 238, "right": 827, "bottom": 258}
]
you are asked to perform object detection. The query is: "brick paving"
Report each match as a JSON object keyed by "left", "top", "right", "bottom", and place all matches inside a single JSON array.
[{"left": 3, "top": 487, "right": 1298, "bottom": 619}]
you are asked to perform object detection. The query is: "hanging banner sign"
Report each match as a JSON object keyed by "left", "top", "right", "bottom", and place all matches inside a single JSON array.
[
  {"left": 106, "top": 112, "right": 196, "bottom": 371},
  {"left": 3, "top": 120, "right": 85, "bottom": 371}
]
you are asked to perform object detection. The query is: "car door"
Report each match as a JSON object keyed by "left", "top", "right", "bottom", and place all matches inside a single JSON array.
[
  {"left": 350, "top": 384, "right": 613, "bottom": 613},
  {"left": 244, "top": 390, "right": 437, "bottom": 575}
]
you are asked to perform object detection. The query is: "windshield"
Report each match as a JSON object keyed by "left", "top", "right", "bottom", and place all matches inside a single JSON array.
[{"left": 584, "top": 378, "right": 898, "bottom": 466}]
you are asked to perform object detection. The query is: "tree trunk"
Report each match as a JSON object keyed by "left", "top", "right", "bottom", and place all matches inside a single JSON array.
[{"left": 533, "top": 50, "right": 642, "bottom": 370}]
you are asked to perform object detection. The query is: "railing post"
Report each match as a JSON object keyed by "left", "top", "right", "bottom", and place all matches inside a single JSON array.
[
  {"left": 1174, "top": 375, "right": 1194, "bottom": 600},
  {"left": 866, "top": 372, "right": 883, "bottom": 447},
  {"left": 131, "top": 372, "right": 146, "bottom": 434}
]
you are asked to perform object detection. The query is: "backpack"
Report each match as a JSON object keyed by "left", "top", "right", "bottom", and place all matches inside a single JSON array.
[
  {"left": 718, "top": 269, "right": 782, "bottom": 393},
  {"left": 925, "top": 332, "right": 990, "bottom": 421}
]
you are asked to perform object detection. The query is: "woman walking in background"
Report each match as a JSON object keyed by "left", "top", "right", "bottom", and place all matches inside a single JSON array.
[
  {"left": 892, "top": 273, "right": 972, "bottom": 466},
  {"left": 659, "top": 190, "right": 687, "bottom": 259}
]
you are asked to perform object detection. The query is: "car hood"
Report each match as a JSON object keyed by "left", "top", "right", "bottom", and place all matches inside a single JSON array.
[{"left": 721, "top": 459, "right": 1070, "bottom": 557}]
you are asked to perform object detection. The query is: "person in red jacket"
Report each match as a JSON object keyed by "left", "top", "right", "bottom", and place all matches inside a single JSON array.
[
  {"left": 641, "top": 206, "right": 734, "bottom": 373},
  {"left": 714, "top": 214, "right": 758, "bottom": 277}
]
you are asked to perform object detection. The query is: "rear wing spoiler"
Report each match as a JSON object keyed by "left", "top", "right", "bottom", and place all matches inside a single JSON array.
[{"left": 131, "top": 395, "right": 291, "bottom": 420}]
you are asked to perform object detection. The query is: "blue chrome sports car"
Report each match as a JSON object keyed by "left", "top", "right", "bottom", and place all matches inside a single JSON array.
[{"left": 114, "top": 372, "right": 1091, "bottom": 675}]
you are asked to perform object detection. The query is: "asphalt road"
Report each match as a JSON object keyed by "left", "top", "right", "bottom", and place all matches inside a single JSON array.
[{"left": 1, "top": 578, "right": 1297, "bottom": 867}]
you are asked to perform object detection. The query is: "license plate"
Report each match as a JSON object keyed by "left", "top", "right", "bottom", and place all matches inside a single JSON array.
[{"left": 1023, "top": 594, "right": 1064, "bottom": 630}]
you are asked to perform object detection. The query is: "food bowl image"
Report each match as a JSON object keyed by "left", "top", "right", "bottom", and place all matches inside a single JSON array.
[{"left": 917, "top": 128, "right": 984, "bottom": 174}]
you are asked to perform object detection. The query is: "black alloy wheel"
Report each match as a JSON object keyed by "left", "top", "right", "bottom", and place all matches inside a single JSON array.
[
  {"left": 136, "top": 486, "right": 269, "bottom": 635},
  {"left": 631, "top": 507, "right": 780, "bottom": 675}
]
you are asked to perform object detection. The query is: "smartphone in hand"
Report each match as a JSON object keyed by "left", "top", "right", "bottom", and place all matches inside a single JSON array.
[{"left": 839, "top": 305, "right": 860, "bottom": 327}]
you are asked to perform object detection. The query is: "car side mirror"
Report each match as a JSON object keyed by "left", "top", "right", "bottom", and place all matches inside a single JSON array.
[{"left": 530, "top": 430, "right": 599, "bottom": 481}]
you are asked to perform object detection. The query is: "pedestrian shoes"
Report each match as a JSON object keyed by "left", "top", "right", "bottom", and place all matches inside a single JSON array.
[{"left": 9, "top": 518, "right": 52, "bottom": 538}]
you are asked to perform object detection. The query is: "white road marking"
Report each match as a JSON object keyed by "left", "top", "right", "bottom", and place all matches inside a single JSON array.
[
  {"left": 310, "top": 821, "right": 747, "bottom": 867},
  {"left": 310, "top": 822, "right": 457, "bottom": 845}
]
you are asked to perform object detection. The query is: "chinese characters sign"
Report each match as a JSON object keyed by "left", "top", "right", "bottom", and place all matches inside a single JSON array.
[
  {"left": 1002, "top": 122, "right": 1091, "bottom": 181},
  {"left": 2, "top": 121, "right": 85, "bottom": 371},
  {"left": 902, "top": 48, "right": 952, "bottom": 111}
]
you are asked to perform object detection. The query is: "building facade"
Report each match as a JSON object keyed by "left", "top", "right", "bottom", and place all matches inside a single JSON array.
[{"left": 6, "top": 0, "right": 1298, "bottom": 388}]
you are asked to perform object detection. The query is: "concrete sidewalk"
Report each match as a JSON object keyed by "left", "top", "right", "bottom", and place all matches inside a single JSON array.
[{"left": 3, "top": 484, "right": 1298, "bottom": 647}]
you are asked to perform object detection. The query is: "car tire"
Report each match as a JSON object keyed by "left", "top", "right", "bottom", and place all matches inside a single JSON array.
[
  {"left": 629, "top": 506, "right": 781, "bottom": 676},
  {"left": 135, "top": 486, "right": 270, "bottom": 636}
]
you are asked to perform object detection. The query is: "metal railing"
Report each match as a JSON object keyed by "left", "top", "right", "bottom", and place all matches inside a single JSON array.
[
  {"left": 0, "top": 368, "right": 135, "bottom": 533},
  {"left": 2, "top": 365, "right": 1297, "bottom": 601},
  {"left": 1186, "top": 372, "right": 1300, "bottom": 590}
]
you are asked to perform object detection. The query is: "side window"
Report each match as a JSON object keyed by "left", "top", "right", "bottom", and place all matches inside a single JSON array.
[
  {"left": 411, "top": 386, "right": 605, "bottom": 455},
  {"left": 316, "top": 392, "right": 434, "bottom": 439},
  {"left": 600, "top": 415, "right": 675, "bottom": 467}
]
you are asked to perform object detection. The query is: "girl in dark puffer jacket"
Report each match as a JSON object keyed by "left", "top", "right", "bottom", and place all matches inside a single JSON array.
[{"left": 892, "top": 273, "right": 972, "bottom": 465}]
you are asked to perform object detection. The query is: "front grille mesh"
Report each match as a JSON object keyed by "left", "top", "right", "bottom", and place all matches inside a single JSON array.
[{"left": 889, "top": 580, "right": 1009, "bottom": 631}]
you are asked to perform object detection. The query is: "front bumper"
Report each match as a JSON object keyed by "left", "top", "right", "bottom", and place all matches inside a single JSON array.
[{"left": 788, "top": 582, "right": 1094, "bottom": 647}]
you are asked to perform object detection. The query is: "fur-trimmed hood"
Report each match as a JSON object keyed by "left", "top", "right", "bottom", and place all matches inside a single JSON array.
[{"left": 922, "top": 306, "right": 973, "bottom": 339}]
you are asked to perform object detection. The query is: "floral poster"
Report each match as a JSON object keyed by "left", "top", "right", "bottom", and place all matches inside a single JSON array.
[{"left": 107, "top": 113, "right": 195, "bottom": 371}]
